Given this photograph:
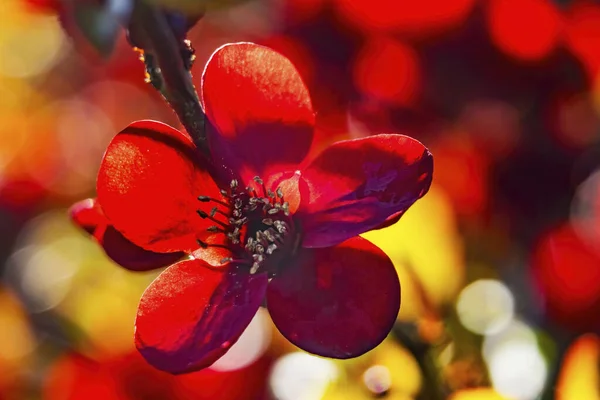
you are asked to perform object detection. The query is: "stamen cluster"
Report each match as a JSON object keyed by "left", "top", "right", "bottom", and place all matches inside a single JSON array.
[{"left": 196, "top": 176, "right": 294, "bottom": 274}]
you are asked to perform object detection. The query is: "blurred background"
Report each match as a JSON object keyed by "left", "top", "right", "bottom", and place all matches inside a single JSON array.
[{"left": 1, "top": 0, "right": 600, "bottom": 398}]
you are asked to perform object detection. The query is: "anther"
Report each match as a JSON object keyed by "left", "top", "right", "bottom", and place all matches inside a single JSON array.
[
  {"left": 220, "top": 189, "right": 228, "bottom": 197},
  {"left": 262, "top": 218, "right": 273, "bottom": 226},
  {"left": 264, "top": 229, "right": 277, "bottom": 242},
  {"left": 198, "top": 196, "right": 230, "bottom": 207},
  {"left": 207, "top": 226, "right": 222, "bottom": 233},
  {"left": 196, "top": 210, "right": 208, "bottom": 218},
  {"left": 209, "top": 207, "right": 218, "bottom": 217},
  {"left": 276, "top": 187, "right": 284, "bottom": 199},
  {"left": 196, "top": 239, "right": 208, "bottom": 249},
  {"left": 268, "top": 208, "right": 280, "bottom": 215},
  {"left": 274, "top": 220, "right": 289, "bottom": 234},
  {"left": 250, "top": 262, "right": 260, "bottom": 274},
  {"left": 233, "top": 217, "right": 248, "bottom": 226},
  {"left": 220, "top": 257, "right": 233, "bottom": 264},
  {"left": 255, "top": 244, "right": 265, "bottom": 254},
  {"left": 230, "top": 179, "right": 239, "bottom": 189},
  {"left": 267, "top": 190, "right": 275, "bottom": 198},
  {"left": 227, "top": 232, "right": 240, "bottom": 245},
  {"left": 253, "top": 176, "right": 268, "bottom": 196},
  {"left": 267, "top": 244, "right": 277, "bottom": 254}
]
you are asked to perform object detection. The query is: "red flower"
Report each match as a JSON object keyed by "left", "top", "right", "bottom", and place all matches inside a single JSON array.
[
  {"left": 77, "top": 42, "right": 433, "bottom": 374},
  {"left": 43, "top": 351, "right": 272, "bottom": 400}
]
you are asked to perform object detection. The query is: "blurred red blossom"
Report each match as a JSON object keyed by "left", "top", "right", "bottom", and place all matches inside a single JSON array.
[
  {"left": 353, "top": 36, "right": 422, "bottom": 107},
  {"left": 71, "top": 42, "right": 433, "bottom": 374},
  {"left": 43, "top": 350, "right": 272, "bottom": 400},
  {"left": 531, "top": 223, "right": 600, "bottom": 332},
  {"left": 486, "top": 0, "right": 562, "bottom": 62},
  {"left": 333, "top": 0, "right": 476, "bottom": 39},
  {"left": 429, "top": 134, "right": 490, "bottom": 219},
  {"left": 564, "top": 1, "right": 600, "bottom": 78}
]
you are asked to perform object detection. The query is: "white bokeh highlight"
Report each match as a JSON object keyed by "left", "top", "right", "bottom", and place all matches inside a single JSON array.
[
  {"left": 456, "top": 279, "right": 515, "bottom": 335},
  {"left": 270, "top": 352, "right": 338, "bottom": 400},
  {"left": 483, "top": 320, "right": 547, "bottom": 400}
]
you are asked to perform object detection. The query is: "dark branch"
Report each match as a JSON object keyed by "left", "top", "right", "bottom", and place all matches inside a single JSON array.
[{"left": 129, "top": 2, "right": 208, "bottom": 155}]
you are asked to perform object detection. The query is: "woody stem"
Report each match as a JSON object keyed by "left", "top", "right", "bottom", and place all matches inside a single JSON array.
[{"left": 128, "top": 2, "right": 208, "bottom": 155}]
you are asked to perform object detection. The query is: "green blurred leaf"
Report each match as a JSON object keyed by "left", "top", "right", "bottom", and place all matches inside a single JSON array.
[{"left": 73, "top": 4, "right": 121, "bottom": 57}]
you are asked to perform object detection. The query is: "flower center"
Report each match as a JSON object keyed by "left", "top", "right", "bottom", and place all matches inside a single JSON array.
[{"left": 195, "top": 176, "right": 299, "bottom": 276}]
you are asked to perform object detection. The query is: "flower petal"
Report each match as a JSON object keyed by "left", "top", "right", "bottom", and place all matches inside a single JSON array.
[
  {"left": 298, "top": 134, "right": 433, "bottom": 247},
  {"left": 135, "top": 259, "right": 268, "bottom": 374},
  {"left": 201, "top": 43, "right": 315, "bottom": 180},
  {"left": 267, "top": 236, "right": 400, "bottom": 358},
  {"left": 97, "top": 120, "right": 222, "bottom": 254},
  {"left": 191, "top": 233, "right": 234, "bottom": 268},
  {"left": 264, "top": 170, "right": 304, "bottom": 215},
  {"left": 69, "top": 198, "right": 105, "bottom": 236},
  {"left": 101, "top": 227, "right": 185, "bottom": 272},
  {"left": 69, "top": 198, "right": 184, "bottom": 271}
]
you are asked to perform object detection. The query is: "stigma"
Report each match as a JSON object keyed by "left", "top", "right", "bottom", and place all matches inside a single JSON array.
[{"left": 195, "top": 176, "right": 297, "bottom": 276}]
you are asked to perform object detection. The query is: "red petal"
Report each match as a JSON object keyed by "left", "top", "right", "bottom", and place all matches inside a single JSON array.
[
  {"left": 298, "top": 134, "right": 433, "bottom": 247},
  {"left": 201, "top": 43, "right": 315, "bottom": 181},
  {"left": 373, "top": 210, "right": 405, "bottom": 230},
  {"left": 100, "top": 227, "right": 185, "bottom": 272},
  {"left": 97, "top": 120, "right": 222, "bottom": 254},
  {"left": 69, "top": 198, "right": 105, "bottom": 236},
  {"left": 69, "top": 198, "right": 184, "bottom": 271},
  {"left": 264, "top": 170, "right": 304, "bottom": 215},
  {"left": 267, "top": 236, "right": 400, "bottom": 358},
  {"left": 191, "top": 233, "right": 234, "bottom": 268},
  {"left": 135, "top": 259, "right": 268, "bottom": 374}
]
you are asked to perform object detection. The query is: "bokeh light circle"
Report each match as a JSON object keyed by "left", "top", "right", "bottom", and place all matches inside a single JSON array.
[
  {"left": 269, "top": 352, "right": 338, "bottom": 400},
  {"left": 362, "top": 364, "right": 392, "bottom": 396},
  {"left": 487, "top": 0, "right": 561, "bottom": 62},
  {"left": 487, "top": 341, "right": 547, "bottom": 400},
  {"left": 0, "top": 0, "right": 67, "bottom": 78},
  {"left": 456, "top": 279, "right": 515, "bottom": 335},
  {"left": 353, "top": 37, "right": 420, "bottom": 106},
  {"left": 483, "top": 321, "right": 547, "bottom": 400}
]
